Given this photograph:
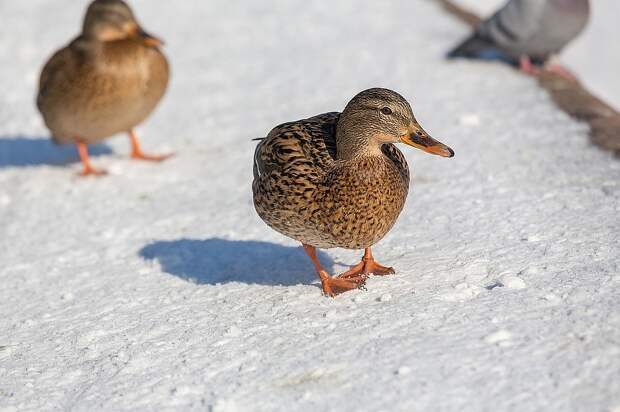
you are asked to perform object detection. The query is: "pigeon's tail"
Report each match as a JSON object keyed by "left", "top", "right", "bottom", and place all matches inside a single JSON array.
[{"left": 447, "top": 33, "right": 519, "bottom": 66}]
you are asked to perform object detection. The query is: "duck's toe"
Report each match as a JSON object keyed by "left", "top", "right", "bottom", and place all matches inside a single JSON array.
[
  {"left": 367, "top": 261, "right": 395, "bottom": 276},
  {"left": 321, "top": 275, "right": 366, "bottom": 297}
]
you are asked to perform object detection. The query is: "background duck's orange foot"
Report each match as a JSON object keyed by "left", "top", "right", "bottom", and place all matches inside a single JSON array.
[
  {"left": 79, "top": 167, "right": 107, "bottom": 177},
  {"left": 130, "top": 151, "right": 174, "bottom": 162},
  {"left": 321, "top": 275, "right": 366, "bottom": 297},
  {"left": 75, "top": 142, "right": 107, "bottom": 177},
  {"left": 128, "top": 130, "right": 174, "bottom": 162}
]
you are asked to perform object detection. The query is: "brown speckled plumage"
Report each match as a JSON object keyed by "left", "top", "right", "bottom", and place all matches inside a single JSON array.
[
  {"left": 253, "top": 112, "right": 409, "bottom": 249},
  {"left": 252, "top": 89, "right": 454, "bottom": 296}
]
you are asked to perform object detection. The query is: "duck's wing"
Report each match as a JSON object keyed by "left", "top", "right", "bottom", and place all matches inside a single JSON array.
[
  {"left": 253, "top": 112, "right": 339, "bottom": 181},
  {"left": 382, "top": 144, "right": 410, "bottom": 183},
  {"left": 37, "top": 38, "right": 91, "bottom": 112},
  {"left": 37, "top": 47, "right": 72, "bottom": 112}
]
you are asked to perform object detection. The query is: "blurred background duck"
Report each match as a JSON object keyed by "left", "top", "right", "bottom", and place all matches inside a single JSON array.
[
  {"left": 447, "top": 0, "right": 590, "bottom": 79},
  {"left": 253, "top": 88, "right": 454, "bottom": 297},
  {"left": 37, "top": 0, "right": 170, "bottom": 176}
]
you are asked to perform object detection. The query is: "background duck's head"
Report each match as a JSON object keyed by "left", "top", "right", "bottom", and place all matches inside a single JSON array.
[
  {"left": 337, "top": 88, "right": 454, "bottom": 159},
  {"left": 82, "top": 0, "right": 162, "bottom": 47}
]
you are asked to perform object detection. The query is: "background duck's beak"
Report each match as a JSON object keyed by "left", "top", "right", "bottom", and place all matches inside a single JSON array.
[
  {"left": 400, "top": 123, "right": 454, "bottom": 158},
  {"left": 139, "top": 29, "right": 164, "bottom": 47}
]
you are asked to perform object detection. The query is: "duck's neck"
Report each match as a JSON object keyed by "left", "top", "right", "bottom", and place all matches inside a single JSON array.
[{"left": 335, "top": 123, "right": 384, "bottom": 161}]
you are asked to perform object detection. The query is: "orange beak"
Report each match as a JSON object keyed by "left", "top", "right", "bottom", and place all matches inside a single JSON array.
[
  {"left": 138, "top": 28, "right": 164, "bottom": 47},
  {"left": 400, "top": 122, "right": 454, "bottom": 158}
]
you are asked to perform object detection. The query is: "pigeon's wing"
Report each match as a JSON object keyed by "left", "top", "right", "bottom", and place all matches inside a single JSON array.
[{"left": 448, "top": 0, "right": 547, "bottom": 65}]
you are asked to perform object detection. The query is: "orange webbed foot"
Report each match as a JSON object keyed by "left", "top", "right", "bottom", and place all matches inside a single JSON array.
[
  {"left": 79, "top": 167, "right": 108, "bottom": 177},
  {"left": 366, "top": 260, "right": 396, "bottom": 276},
  {"left": 130, "top": 151, "right": 174, "bottom": 162},
  {"left": 76, "top": 141, "right": 107, "bottom": 177},
  {"left": 320, "top": 271, "right": 367, "bottom": 297},
  {"left": 303, "top": 244, "right": 367, "bottom": 298},
  {"left": 339, "top": 261, "right": 366, "bottom": 279},
  {"left": 339, "top": 248, "right": 395, "bottom": 278},
  {"left": 128, "top": 129, "right": 173, "bottom": 162}
]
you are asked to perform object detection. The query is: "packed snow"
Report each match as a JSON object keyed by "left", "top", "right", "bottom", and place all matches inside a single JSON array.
[{"left": 1, "top": 1, "right": 619, "bottom": 411}]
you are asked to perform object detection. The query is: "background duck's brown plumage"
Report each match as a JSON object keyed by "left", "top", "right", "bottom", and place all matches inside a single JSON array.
[
  {"left": 37, "top": 36, "right": 168, "bottom": 145},
  {"left": 253, "top": 112, "right": 410, "bottom": 250},
  {"left": 37, "top": 0, "right": 169, "bottom": 146}
]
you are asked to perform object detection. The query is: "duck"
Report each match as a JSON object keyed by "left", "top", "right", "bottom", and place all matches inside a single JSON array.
[
  {"left": 37, "top": 0, "right": 171, "bottom": 176},
  {"left": 252, "top": 88, "right": 454, "bottom": 297},
  {"left": 447, "top": 0, "right": 590, "bottom": 79}
]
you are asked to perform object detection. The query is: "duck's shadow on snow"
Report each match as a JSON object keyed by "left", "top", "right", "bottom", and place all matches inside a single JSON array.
[
  {"left": 0, "top": 136, "right": 112, "bottom": 168},
  {"left": 139, "top": 238, "right": 334, "bottom": 286}
]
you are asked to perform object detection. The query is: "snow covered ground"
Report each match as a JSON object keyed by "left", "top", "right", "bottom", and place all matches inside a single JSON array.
[{"left": 1, "top": 1, "right": 619, "bottom": 411}]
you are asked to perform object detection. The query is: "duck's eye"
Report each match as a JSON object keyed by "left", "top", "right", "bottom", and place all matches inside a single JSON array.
[{"left": 380, "top": 107, "right": 393, "bottom": 115}]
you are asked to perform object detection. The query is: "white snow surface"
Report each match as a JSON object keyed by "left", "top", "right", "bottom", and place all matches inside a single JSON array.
[{"left": 1, "top": 1, "right": 619, "bottom": 411}]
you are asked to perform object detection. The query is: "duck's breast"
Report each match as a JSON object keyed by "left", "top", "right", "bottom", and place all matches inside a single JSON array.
[{"left": 312, "top": 152, "right": 409, "bottom": 249}]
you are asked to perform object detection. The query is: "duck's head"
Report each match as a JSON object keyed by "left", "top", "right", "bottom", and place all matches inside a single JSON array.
[
  {"left": 337, "top": 88, "right": 454, "bottom": 158},
  {"left": 82, "top": 0, "right": 162, "bottom": 47}
]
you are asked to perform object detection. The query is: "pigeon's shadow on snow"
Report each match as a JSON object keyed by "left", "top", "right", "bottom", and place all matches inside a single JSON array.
[
  {"left": 139, "top": 238, "right": 334, "bottom": 286},
  {"left": 0, "top": 136, "right": 113, "bottom": 168}
]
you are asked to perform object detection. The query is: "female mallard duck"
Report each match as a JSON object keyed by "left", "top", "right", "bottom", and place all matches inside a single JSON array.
[
  {"left": 37, "top": 0, "right": 170, "bottom": 176},
  {"left": 253, "top": 88, "right": 454, "bottom": 297}
]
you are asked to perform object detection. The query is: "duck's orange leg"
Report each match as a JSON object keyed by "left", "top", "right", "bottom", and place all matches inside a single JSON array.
[
  {"left": 128, "top": 129, "right": 173, "bottom": 161},
  {"left": 340, "top": 247, "right": 395, "bottom": 278},
  {"left": 303, "top": 244, "right": 366, "bottom": 297},
  {"left": 76, "top": 141, "right": 107, "bottom": 176}
]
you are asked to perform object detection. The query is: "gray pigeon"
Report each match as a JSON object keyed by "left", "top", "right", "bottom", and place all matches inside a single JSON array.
[{"left": 448, "top": 0, "right": 590, "bottom": 68}]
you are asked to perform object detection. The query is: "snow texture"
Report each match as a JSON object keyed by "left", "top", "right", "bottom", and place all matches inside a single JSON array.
[{"left": 1, "top": 0, "right": 619, "bottom": 411}]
